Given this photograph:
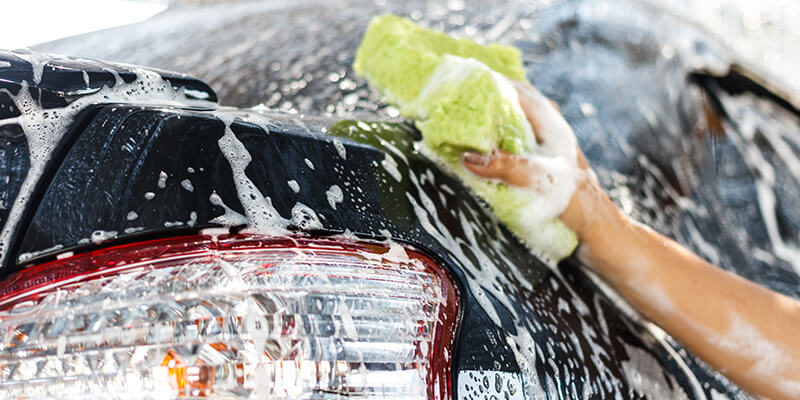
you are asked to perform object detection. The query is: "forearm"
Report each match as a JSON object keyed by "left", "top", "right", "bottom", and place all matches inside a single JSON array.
[
  {"left": 464, "top": 80, "right": 800, "bottom": 398},
  {"left": 579, "top": 209, "right": 800, "bottom": 399}
]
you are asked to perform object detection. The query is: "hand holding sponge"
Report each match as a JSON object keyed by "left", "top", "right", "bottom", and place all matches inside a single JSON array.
[{"left": 353, "top": 15, "right": 578, "bottom": 261}]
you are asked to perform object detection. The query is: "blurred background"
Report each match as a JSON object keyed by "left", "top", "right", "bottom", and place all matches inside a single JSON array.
[
  {"left": 2, "top": 0, "right": 798, "bottom": 94},
  {"left": 1, "top": 0, "right": 169, "bottom": 50}
]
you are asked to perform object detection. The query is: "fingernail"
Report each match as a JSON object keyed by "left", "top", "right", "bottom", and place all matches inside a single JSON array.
[{"left": 463, "top": 151, "right": 490, "bottom": 166}]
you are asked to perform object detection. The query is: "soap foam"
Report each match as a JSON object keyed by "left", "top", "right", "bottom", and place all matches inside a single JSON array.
[{"left": 0, "top": 55, "right": 214, "bottom": 265}]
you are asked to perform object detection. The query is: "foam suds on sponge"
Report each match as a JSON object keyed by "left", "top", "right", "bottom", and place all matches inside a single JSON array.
[{"left": 352, "top": 16, "right": 578, "bottom": 260}]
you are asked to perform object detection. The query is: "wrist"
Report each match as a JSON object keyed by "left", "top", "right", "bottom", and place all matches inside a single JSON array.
[
  {"left": 561, "top": 178, "right": 625, "bottom": 242},
  {"left": 572, "top": 195, "right": 633, "bottom": 272},
  {"left": 581, "top": 197, "right": 629, "bottom": 245}
]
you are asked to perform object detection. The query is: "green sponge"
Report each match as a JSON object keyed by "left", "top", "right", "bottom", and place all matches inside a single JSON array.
[
  {"left": 353, "top": 15, "right": 578, "bottom": 261},
  {"left": 353, "top": 15, "right": 526, "bottom": 107}
]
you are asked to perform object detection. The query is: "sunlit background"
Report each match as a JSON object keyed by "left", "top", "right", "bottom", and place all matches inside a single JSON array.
[
  {"left": 0, "top": 0, "right": 168, "bottom": 50},
  {"left": 657, "top": 0, "right": 799, "bottom": 95}
]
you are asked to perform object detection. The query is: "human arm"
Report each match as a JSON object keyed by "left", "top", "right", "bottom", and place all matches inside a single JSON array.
[{"left": 464, "top": 80, "right": 800, "bottom": 400}]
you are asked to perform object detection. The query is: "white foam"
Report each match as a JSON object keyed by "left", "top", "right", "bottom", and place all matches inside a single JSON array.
[
  {"left": 17, "top": 244, "right": 64, "bottom": 263},
  {"left": 289, "top": 203, "right": 322, "bottom": 230},
  {"left": 621, "top": 342, "right": 689, "bottom": 399},
  {"left": 722, "top": 92, "right": 800, "bottom": 272},
  {"left": 332, "top": 138, "right": 347, "bottom": 159},
  {"left": 90, "top": 230, "right": 117, "bottom": 245},
  {"left": 187, "top": 211, "right": 198, "bottom": 227},
  {"left": 208, "top": 191, "right": 248, "bottom": 226},
  {"left": 180, "top": 179, "right": 194, "bottom": 192},
  {"left": 157, "top": 171, "right": 168, "bottom": 189},
  {"left": 708, "top": 312, "right": 800, "bottom": 397},
  {"left": 216, "top": 117, "right": 289, "bottom": 234},
  {"left": 326, "top": 184, "right": 343, "bottom": 210},
  {"left": 381, "top": 153, "right": 402, "bottom": 182},
  {"left": 0, "top": 58, "right": 213, "bottom": 264}
]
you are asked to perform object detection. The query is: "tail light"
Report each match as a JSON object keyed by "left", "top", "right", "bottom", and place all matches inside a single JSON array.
[{"left": 0, "top": 235, "right": 458, "bottom": 399}]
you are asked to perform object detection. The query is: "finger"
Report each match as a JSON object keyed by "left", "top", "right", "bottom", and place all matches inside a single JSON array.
[
  {"left": 510, "top": 79, "right": 555, "bottom": 110},
  {"left": 508, "top": 80, "right": 554, "bottom": 143},
  {"left": 509, "top": 80, "right": 577, "bottom": 159},
  {"left": 462, "top": 151, "right": 490, "bottom": 166},
  {"left": 463, "top": 150, "right": 531, "bottom": 187}
]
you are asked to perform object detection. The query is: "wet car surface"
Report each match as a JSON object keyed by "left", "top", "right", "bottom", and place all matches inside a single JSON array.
[
  {"left": 0, "top": 0, "right": 799, "bottom": 398},
  {"left": 34, "top": 0, "right": 800, "bottom": 295}
]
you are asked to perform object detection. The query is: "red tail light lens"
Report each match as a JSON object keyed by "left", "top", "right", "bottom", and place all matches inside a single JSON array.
[{"left": 0, "top": 235, "right": 459, "bottom": 399}]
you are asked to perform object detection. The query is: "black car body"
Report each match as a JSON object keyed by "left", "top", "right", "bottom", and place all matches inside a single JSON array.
[{"left": 1, "top": 0, "right": 799, "bottom": 398}]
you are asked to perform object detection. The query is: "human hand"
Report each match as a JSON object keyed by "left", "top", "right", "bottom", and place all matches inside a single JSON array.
[{"left": 462, "top": 80, "right": 623, "bottom": 243}]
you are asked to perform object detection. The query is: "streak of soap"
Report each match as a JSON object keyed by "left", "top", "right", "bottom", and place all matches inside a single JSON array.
[
  {"left": 56, "top": 336, "right": 66, "bottom": 358},
  {"left": 17, "top": 244, "right": 64, "bottom": 263},
  {"left": 14, "top": 52, "right": 52, "bottom": 84},
  {"left": 721, "top": 91, "right": 800, "bottom": 273},
  {"left": 157, "top": 171, "right": 168, "bottom": 189},
  {"left": 621, "top": 343, "right": 689, "bottom": 399},
  {"left": 90, "top": 230, "right": 117, "bottom": 245},
  {"left": 326, "top": 184, "right": 343, "bottom": 210},
  {"left": 304, "top": 158, "right": 315, "bottom": 170},
  {"left": 332, "top": 138, "right": 347, "bottom": 159},
  {"left": 216, "top": 116, "right": 289, "bottom": 234},
  {"left": 188, "top": 211, "right": 198, "bottom": 227},
  {"left": 698, "top": 311, "right": 800, "bottom": 397},
  {"left": 181, "top": 179, "right": 194, "bottom": 192},
  {"left": 337, "top": 297, "right": 358, "bottom": 338},
  {"left": 209, "top": 192, "right": 248, "bottom": 226},
  {"left": 381, "top": 153, "right": 402, "bottom": 182},
  {"left": 287, "top": 180, "right": 300, "bottom": 193},
  {"left": 126, "top": 211, "right": 138, "bottom": 221},
  {"left": 290, "top": 203, "right": 323, "bottom": 230},
  {"left": 0, "top": 57, "right": 211, "bottom": 265}
]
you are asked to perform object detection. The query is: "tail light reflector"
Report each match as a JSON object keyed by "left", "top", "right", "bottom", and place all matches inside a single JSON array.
[{"left": 0, "top": 235, "right": 458, "bottom": 399}]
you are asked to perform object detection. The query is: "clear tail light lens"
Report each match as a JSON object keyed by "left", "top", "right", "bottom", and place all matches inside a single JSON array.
[{"left": 0, "top": 235, "right": 458, "bottom": 399}]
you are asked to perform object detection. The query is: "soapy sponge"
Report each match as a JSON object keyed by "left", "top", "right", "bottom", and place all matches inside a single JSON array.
[
  {"left": 353, "top": 15, "right": 525, "bottom": 106},
  {"left": 353, "top": 15, "right": 578, "bottom": 261}
]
